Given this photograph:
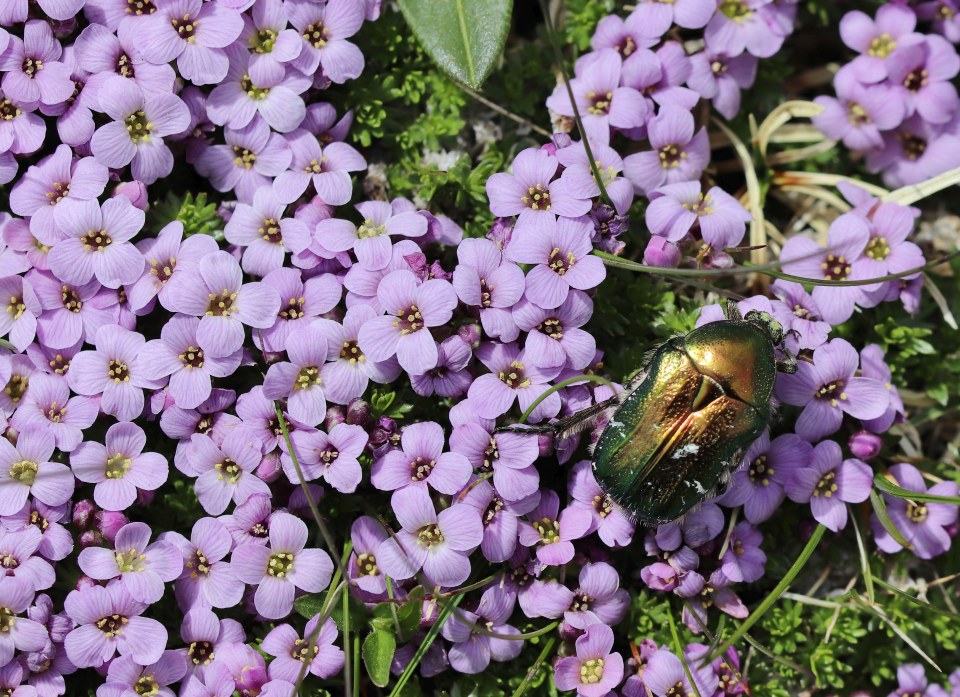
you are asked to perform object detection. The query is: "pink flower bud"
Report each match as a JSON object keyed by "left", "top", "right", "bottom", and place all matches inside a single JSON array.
[
  {"left": 72, "top": 499, "right": 97, "bottom": 530},
  {"left": 256, "top": 452, "right": 283, "bottom": 483},
  {"left": 112, "top": 181, "right": 149, "bottom": 211},
  {"left": 457, "top": 323, "right": 482, "bottom": 349},
  {"left": 848, "top": 430, "right": 883, "bottom": 460},
  {"left": 643, "top": 236, "right": 681, "bottom": 268},
  {"left": 78, "top": 530, "right": 103, "bottom": 549},
  {"left": 96, "top": 511, "right": 129, "bottom": 543}
]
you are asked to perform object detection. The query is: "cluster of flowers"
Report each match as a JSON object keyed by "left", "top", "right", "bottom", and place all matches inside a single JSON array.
[
  {"left": 814, "top": 0, "right": 960, "bottom": 186},
  {"left": 545, "top": 0, "right": 803, "bottom": 269},
  {"left": 0, "top": 1, "right": 956, "bottom": 697}
]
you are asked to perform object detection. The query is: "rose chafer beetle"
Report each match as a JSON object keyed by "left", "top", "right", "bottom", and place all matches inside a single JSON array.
[{"left": 501, "top": 301, "right": 797, "bottom": 525}]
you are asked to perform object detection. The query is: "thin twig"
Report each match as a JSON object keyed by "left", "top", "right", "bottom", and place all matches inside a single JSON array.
[{"left": 457, "top": 82, "right": 552, "bottom": 138}]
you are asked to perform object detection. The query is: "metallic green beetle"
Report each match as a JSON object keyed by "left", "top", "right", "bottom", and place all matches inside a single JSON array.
[{"left": 501, "top": 302, "right": 797, "bottom": 525}]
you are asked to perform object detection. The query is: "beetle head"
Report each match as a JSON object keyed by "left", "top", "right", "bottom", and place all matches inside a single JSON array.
[{"left": 743, "top": 310, "right": 785, "bottom": 345}]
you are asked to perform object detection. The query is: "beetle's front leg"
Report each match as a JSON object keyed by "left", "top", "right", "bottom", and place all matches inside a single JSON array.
[
  {"left": 496, "top": 394, "right": 619, "bottom": 440},
  {"left": 777, "top": 346, "right": 798, "bottom": 374}
]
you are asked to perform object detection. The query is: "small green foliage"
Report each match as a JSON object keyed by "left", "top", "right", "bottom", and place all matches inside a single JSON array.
[
  {"left": 560, "top": 0, "right": 616, "bottom": 52},
  {"left": 369, "top": 389, "right": 414, "bottom": 420},
  {"left": 150, "top": 191, "right": 223, "bottom": 238},
  {"left": 362, "top": 627, "right": 396, "bottom": 687}
]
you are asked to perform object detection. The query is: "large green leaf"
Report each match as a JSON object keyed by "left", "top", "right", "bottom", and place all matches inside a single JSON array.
[
  {"left": 396, "top": 0, "right": 513, "bottom": 89},
  {"left": 362, "top": 628, "right": 396, "bottom": 688}
]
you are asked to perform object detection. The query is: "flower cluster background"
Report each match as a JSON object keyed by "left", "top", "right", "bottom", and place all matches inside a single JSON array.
[{"left": 0, "top": 0, "right": 959, "bottom": 695}]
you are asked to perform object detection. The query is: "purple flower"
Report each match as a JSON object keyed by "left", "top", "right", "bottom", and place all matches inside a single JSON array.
[
  {"left": 682, "top": 569, "right": 748, "bottom": 631},
  {"left": 485, "top": 147, "right": 592, "bottom": 234},
  {"left": 74, "top": 22, "right": 177, "bottom": 101},
  {"left": 255, "top": 266, "right": 341, "bottom": 354},
  {"left": 441, "top": 586, "right": 522, "bottom": 673},
  {"left": 568, "top": 459, "right": 635, "bottom": 547},
  {"left": 0, "top": 527, "right": 54, "bottom": 591},
  {"left": 646, "top": 180, "right": 751, "bottom": 249},
  {"left": 371, "top": 421, "right": 471, "bottom": 495},
  {"left": 623, "top": 106, "right": 710, "bottom": 196},
  {"left": 769, "top": 281, "right": 831, "bottom": 351},
  {"left": 188, "top": 432, "right": 270, "bottom": 515},
  {"left": 468, "top": 342, "right": 564, "bottom": 423},
  {"left": 719, "top": 432, "right": 810, "bottom": 524},
  {"left": 239, "top": 0, "right": 304, "bottom": 84},
  {"left": 232, "top": 510, "right": 334, "bottom": 619},
  {"left": 813, "top": 73, "right": 905, "bottom": 151},
  {"left": 887, "top": 664, "right": 943, "bottom": 697},
  {"left": 409, "top": 335, "right": 473, "bottom": 398},
  {"left": 263, "top": 616, "right": 344, "bottom": 682},
  {"left": 164, "top": 517, "right": 244, "bottom": 611},
  {"left": 688, "top": 49, "right": 758, "bottom": 120},
  {"left": 460, "top": 479, "right": 539, "bottom": 562},
  {"left": 505, "top": 216, "right": 606, "bottom": 310},
  {"left": 630, "top": 0, "right": 716, "bottom": 37},
  {"left": 840, "top": 4, "right": 921, "bottom": 83},
  {"left": 315, "top": 306, "right": 401, "bottom": 405},
  {"left": 90, "top": 77, "right": 191, "bottom": 184},
  {"left": 376, "top": 487, "right": 483, "bottom": 587},
  {"left": 518, "top": 489, "right": 592, "bottom": 566},
  {"left": 63, "top": 583, "right": 167, "bottom": 668},
  {"left": 224, "top": 185, "right": 311, "bottom": 276},
  {"left": 67, "top": 325, "right": 160, "bottom": 421},
  {"left": 644, "top": 646, "right": 719, "bottom": 697},
  {"left": 0, "top": 578, "right": 48, "bottom": 667},
  {"left": 872, "top": 463, "right": 959, "bottom": 559},
  {"left": 554, "top": 624, "right": 625, "bottom": 697},
  {"left": 195, "top": 120, "right": 292, "bottom": 203},
  {"left": 206, "top": 45, "right": 309, "bottom": 133},
  {"left": 318, "top": 201, "right": 427, "bottom": 270},
  {"left": 888, "top": 35, "right": 960, "bottom": 125},
  {"left": 47, "top": 197, "right": 145, "bottom": 289},
  {"left": 720, "top": 522, "right": 766, "bottom": 583},
  {"left": 777, "top": 338, "right": 889, "bottom": 442},
  {"left": 0, "top": 90, "right": 44, "bottom": 156},
  {"left": 545, "top": 49, "right": 648, "bottom": 143},
  {"left": 451, "top": 422, "right": 540, "bottom": 501},
  {"left": 0, "top": 426, "right": 73, "bottom": 516},
  {"left": 513, "top": 291, "right": 597, "bottom": 371},
  {"left": 140, "top": 316, "right": 242, "bottom": 410},
  {"left": 859, "top": 344, "right": 904, "bottom": 434},
  {"left": 71, "top": 422, "right": 168, "bottom": 511},
  {"left": 564, "top": 561, "right": 629, "bottom": 630},
  {"left": 0, "top": 21, "right": 73, "bottom": 107},
  {"left": 128, "top": 221, "right": 219, "bottom": 313},
  {"left": 273, "top": 129, "right": 366, "bottom": 205},
  {"left": 356, "top": 269, "right": 457, "bottom": 375},
  {"left": 2, "top": 500, "right": 73, "bottom": 562},
  {"left": 590, "top": 11, "right": 659, "bottom": 57},
  {"left": 9, "top": 144, "right": 109, "bottom": 241},
  {"left": 621, "top": 42, "right": 699, "bottom": 114},
  {"left": 347, "top": 516, "right": 388, "bottom": 594},
  {"left": 165, "top": 250, "right": 281, "bottom": 358},
  {"left": 853, "top": 201, "right": 925, "bottom": 281},
  {"left": 283, "top": 423, "right": 366, "bottom": 493},
  {"left": 785, "top": 440, "right": 873, "bottom": 532},
  {"left": 779, "top": 212, "right": 882, "bottom": 325},
  {"left": 78, "top": 522, "right": 182, "bottom": 604},
  {"left": 139, "top": 0, "right": 244, "bottom": 85},
  {"left": 220, "top": 493, "right": 273, "bottom": 548},
  {"left": 452, "top": 237, "right": 525, "bottom": 342},
  {"left": 704, "top": 0, "right": 788, "bottom": 59},
  {"left": 100, "top": 651, "right": 187, "bottom": 697},
  {"left": 287, "top": 0, "right": 366, "bottom": 83}
]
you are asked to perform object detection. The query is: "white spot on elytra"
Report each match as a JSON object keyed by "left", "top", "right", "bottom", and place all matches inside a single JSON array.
[{"left": 672, "top": 444, "right": 700, "bottom": 459}]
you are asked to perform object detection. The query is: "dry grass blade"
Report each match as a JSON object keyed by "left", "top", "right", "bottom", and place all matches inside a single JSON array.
[
  {"left": 884, "top": 165, "right": 960, "bottom": 205},
  {"left": 773, "top": 171, "right": 889, "bottom": 197},
  {"left": 923, "top": 273, "right": 959, "bottom": 330},
  {"left": 756, "top": 100, "right": 824, "bottom": 157},
  {"left": 712, "top": 118, "right": 766, "bottom": 267}
]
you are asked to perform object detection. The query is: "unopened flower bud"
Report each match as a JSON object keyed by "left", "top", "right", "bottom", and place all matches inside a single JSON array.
[
  {"left": 325, "top": 405, "right": 346, "bottom": 431},
  {"left": 113, "top": 181, "right": 149, "bottom": 211},
  {"left": 78, "top": 530, "right": 103, "bottom": 549},
  {"left": 96, "top": 511, "right": 129, "bottom": 543},
  {"left": 848, "top": 430, "right": 883, "bottom": 460},
  {"left": 346, "top": 399, "right": 371, "bottom": 428},
  {"left": 72, "top": 499, "right": 97, "bottom": 531},
  {"left": 457, "top": 323, "right": 482, "bottom": 349},
  {"left": 643, "top": 236, "right": 681, "bottom": 268},
  {"left": 256, "top": 452, "right": 283, "bottom": 483}
]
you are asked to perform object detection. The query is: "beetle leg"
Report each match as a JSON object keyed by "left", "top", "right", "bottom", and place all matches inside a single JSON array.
[
  {"left": 776, "top": 346, "right": 798, "bottom": 374},
  {"left": 722, "top": 299, "right": 743, "bottom": 322},
  {"left": 496, "top": 395, "right": 620, "bottom": 439}
]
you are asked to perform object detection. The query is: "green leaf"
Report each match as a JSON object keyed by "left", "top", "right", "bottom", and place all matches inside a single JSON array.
[
  {"left": 362, "top": 628, "right": 396, "bottom": 688},
  {"left": 869, "top": 490, "right": 912, "bottom": 550},
  {"left": 293, "top": 594, "right": 325, "bottom": 619},
  {"left": 874, "top": 473, "right": 960, "bottom": 505},
  {"left": 395, "top": 0, "right": 512, "bottom": 89}
]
